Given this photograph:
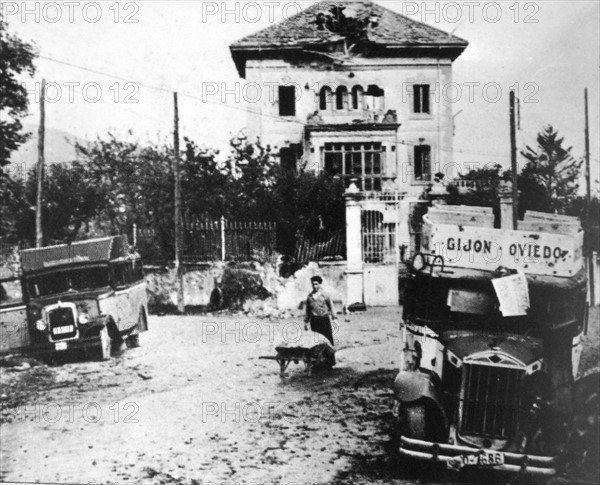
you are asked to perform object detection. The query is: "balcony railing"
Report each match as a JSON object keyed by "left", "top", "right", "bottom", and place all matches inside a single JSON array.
[
  {"left": 307, "top": 109, "right": 399, "bottom": 126},
  {"left": 362, "top": 189, "right": 406, "bottom": 201}
]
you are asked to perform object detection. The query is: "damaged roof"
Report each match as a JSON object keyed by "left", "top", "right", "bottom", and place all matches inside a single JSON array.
[{"left": 230, "top": 0, "right": 468, "bottom": 76}]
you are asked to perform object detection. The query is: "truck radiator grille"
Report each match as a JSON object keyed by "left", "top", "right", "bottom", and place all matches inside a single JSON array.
[
  {"left": 460, "top": 364, "right": 524, "bottom": 439},
  {"left": 48, "top": 307, "right": 77, "bottom": 341}
]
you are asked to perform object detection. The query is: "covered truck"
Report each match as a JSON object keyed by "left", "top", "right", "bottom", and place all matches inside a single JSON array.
[
  {"left": 19, "top": 236, "right": 148, "bottom": 361},
  {"left": 393, "top": 204, "right": 595, "bottom": 478}
]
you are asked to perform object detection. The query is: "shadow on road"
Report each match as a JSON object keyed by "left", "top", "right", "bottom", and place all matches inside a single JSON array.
[{"left": 281, "top": 365, "right": 540, "bottom": 485}]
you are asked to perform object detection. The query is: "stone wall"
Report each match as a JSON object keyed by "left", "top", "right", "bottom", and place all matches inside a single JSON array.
[
  {"left": 1, "top": 245, "right": 350, "bottom": 317},
  {"left": 144, "top": 261, "right": 347, "bottom": 317},
  {"left": 0, "top": 246, "right": 21, "bottom": 280}
]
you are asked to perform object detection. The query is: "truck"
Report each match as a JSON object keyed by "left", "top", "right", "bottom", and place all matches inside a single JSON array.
[
  {"left": 16, "top": 236, "right": 148, "bottom": 361},
  {"left": 392, "top": 202, "right": 595, "bottom": 479}
]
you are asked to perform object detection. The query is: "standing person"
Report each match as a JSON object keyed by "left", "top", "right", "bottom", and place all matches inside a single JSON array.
[{"left": 304, "top": 276, "right": 337, "bottom": 346}]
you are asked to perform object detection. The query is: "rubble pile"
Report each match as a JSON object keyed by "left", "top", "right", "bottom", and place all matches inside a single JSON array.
[{"left": 144, "top": 260, "right": 346, "bottom": 318}]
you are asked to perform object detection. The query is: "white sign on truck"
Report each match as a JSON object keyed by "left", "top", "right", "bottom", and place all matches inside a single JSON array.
[{"left": 421, "top": 217, "right": 584, "bottom": 278}]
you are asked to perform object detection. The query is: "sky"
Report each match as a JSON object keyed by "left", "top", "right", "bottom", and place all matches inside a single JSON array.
[{"left": 4, "top": 0, "right": 600, "bottom": 191}]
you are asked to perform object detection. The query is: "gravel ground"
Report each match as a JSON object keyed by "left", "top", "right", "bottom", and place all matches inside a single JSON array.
[{"left": 0, "top": 306, "right": 598, "bottom": 485}]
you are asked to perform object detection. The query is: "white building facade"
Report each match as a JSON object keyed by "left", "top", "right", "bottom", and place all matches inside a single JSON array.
[{"left": 230, "top": 0, "right": 468, "bottom": 305}]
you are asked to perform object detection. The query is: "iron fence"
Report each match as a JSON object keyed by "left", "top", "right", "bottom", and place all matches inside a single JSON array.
[
  {"left": 294, "top": 229, "right": 345, "bottom": 263},
  {"left": 134, "top": 218, "right": 276, "bottom": 263}
]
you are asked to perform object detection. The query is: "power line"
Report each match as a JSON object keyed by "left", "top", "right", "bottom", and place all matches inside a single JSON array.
[
  {"left": 38, "top": 53, "right": 518, "bottom": 158},
  {"left": 66, "top": 85, "right": 167, "bottom": 124},
  {"left": 39, "top": 54, "right": 306, "bottom": 127},
  {"left": 39, "top": 55, "right": 173, "bottom": 94}
]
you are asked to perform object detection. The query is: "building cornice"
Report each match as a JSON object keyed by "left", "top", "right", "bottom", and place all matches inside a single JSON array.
[{"left": 305, "top": 123, "right": 400, "bottom": 133}]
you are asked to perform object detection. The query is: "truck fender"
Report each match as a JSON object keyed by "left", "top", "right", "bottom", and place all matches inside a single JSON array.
[
  {"left": 81, "top": 316, "right": 115, "bottom": 340},
  {"left": 393, "top": 370, "right": 440, "bottom": 404},
  {"left": 393, "top": 370, "right": 448, "bottom": 441}
]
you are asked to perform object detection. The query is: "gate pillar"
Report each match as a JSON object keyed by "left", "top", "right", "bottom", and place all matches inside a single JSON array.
[
  {"left": 345, "top": 181, "right": 364, "bottom": 306},
  {"left": 398, "top": 199, "right": 411, "bottom": 253}
]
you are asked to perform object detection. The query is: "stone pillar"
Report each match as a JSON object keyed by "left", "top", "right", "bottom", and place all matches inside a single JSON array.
[
  {"left": 345, "top": 180, "right": 364, "bottom": 305},
  {"left": 498, "top": 180, "right": 514, "bottom": 230},
  {"left": 397, "top": 198, "right": 412, "bottom": 256}
]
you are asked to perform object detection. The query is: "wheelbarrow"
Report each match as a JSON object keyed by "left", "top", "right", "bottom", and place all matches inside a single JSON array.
[{"left": 260, "top": 332, "right": 335, "bottom": 377}]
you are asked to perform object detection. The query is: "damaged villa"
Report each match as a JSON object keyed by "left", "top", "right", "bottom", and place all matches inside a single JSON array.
[{"left": 230, "top": 0, "right": 469, "bottom": 305}]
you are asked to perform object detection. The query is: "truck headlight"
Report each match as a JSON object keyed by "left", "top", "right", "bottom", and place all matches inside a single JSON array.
[
  {"left": 36, "top": 319, "right": 47, "bottom": 331},
  {"left": 78, "top": 314, "right": 90, "bottom": 325}
]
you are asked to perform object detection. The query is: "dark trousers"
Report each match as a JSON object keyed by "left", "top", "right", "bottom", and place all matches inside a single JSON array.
[{"left": 310, "top": 316, "right": 334, "bottom": 346}]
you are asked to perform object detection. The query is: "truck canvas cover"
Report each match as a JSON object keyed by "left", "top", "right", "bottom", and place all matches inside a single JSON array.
[{"left": 20, "top": 236, "right": 130, "bottom": 273}]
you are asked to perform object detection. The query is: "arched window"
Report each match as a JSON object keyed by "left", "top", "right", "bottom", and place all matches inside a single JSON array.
[
  {"left": 319, "top": 86, "right": 333, "bottom": 111},
  {"left": 335, "top": 86, "right": 348, "bottom": 110},
  {"left": 351, "top": 85, "right": 364, "bottom": 110}
]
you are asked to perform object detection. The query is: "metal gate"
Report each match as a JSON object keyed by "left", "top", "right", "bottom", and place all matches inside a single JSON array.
[{"left": 361, "top": 197, "right": 402, "bottom": 306}]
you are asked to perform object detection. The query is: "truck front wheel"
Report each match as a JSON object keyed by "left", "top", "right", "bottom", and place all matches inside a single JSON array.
[
  {"left": 95, "top": 325, "right": 112, "bottom": 361},
  {"left": 400, "top": 403, "right": 427, "bottom": 440},
  {"left": 126, "top": 311, "right": 146, "bottom": 348}
]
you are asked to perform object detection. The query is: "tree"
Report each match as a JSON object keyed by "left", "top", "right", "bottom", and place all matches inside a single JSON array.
[
  {"left": 565, "top": 195, "right": 600, "bottom": 254},
  {"left": 0, "top": 21, "right": 37, "bottom": 168},
  {"left": 74, "top": 134, "right": 176, "bottom": 231},
  {"left": 184, "top": 134, "right": 346, "bottom": 256},
  {"left": 1, "top": 159, "right": 109, "bottom": 246},
  {"left": 23, "top": 162, "right": 106, "bottom": 244},
  {"left": 0, "top": 173, "right": 29, "bottom": 243},
  {"left": 2, "top": 129, "right": 348, "bottom": 259},
  {"left": 270, "top": 168, "right": 346, "bottom": 255},
  {"left": 182, "top": 137, "right": 238, "bottom": 221},
  {"left": 227, "top": 133, "right": 276, "bottom": 221},
  {"left": 520, "top": 125, "right": 583, "bottom": 214},
  {"left": 448, "top": 164, "right": 507, "bottom": 207},
  {"left": 447, "top": 164, "right": 509, "bottom": 226},
  {"left": 447, "top": 127, "right": 583, "bottom": 226}
]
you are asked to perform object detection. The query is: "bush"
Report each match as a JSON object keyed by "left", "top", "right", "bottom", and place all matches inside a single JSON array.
[{"left": 220, "top": 267, "right": 271, "bottom": 310}]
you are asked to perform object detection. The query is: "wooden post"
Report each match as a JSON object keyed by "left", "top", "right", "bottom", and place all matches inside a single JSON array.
[
  {"left": 133, "top": 223, "right": 137, "bottom": 248},
  {"left": 220, "top": 216, "right": 226, "bottom": 261},
  {"left": 36, "top": 78, "right": 46, "bottom": 248},
  {"left": 173, "top": 92, "right": 184, "bottom": 314},
  {"left": 509, "top": 90, "right": 518, "bottom": 230},
  {"left": 585, "top": 88, "right": 595, "bottom": 306}
]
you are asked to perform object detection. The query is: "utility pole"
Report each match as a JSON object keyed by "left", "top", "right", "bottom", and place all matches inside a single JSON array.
[
  {"left": 35, "top": 78, "right": 46, "bottom": 248},
  {"left": 584, "top": 88, "right": 595, "bottom": 305},
  {"left": 173, "top": 92, "right": 184, "bottom": 313},
  {"left": 509, "top": 90, "right": 518, "bottom": 230}
]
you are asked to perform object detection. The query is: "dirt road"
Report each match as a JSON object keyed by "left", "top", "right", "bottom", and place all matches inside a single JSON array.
[
  {"left": 0, "top": 308, "right": 418, "bottom": 485},
  {"left": 2, "top": 307, "right": 598, "bottom": 485}
]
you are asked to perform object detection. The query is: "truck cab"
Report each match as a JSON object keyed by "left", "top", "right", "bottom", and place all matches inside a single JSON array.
[{"left": 393, "top": 205, "right": 589, "bottom": 477}]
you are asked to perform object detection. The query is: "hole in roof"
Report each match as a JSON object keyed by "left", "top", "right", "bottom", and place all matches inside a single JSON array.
[{"left": 315, "top": 6, "right": 378, "bottom": 35}]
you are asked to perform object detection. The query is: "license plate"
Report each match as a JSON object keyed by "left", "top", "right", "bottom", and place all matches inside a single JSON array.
[
  {"left": 55, "top": 342, "right": 68, "bottom": 351},
  {"left": 461, "top": 451, "right": 504, "bottom": 467},
  {"left": 53, "top": 326, "right": 74, "bottom": 335}
]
